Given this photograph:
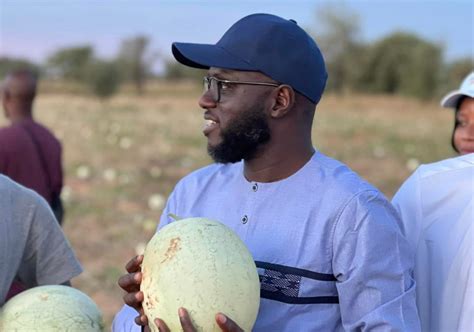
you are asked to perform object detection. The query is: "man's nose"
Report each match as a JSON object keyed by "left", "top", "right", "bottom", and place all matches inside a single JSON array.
[{"left": 198, "top": 90, "right": 217, "bottom": 109}]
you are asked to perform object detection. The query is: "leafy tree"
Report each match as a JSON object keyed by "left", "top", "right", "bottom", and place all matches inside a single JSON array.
[
  {"left": 358, "top": 32, "right": 443, "bottom": 99},
  {"left": 0, "top": 57, "right": 40, "bottom": 78},
  {"left": 46, "top": 46, "right": 93, "bottom": 81},
  {"left": 310, "top": 5, "right": 365, "bottom": 93},
  {"left": 85, "top": 60, "right": 121, "bottom": 100},
  {"left": 117, "top": 35, "right": 157, "bottom": 94},
  {"left": 443, "top": 57, "right": 473, "bottom": 92},
  {"left": 163, "top": 60, "right": 206, "bottom": 81}
]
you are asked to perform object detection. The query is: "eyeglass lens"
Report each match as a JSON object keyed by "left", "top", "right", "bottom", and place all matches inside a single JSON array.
[{"left": 203, "top": 77, "right": 219, "bottom": 102}]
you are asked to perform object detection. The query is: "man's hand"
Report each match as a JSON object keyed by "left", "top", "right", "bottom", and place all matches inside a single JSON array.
[
  {"left": 117, "top": 255, "right": 148, "bottom": 326},
  {"left": 154, "top": 308, "right": 244, "bottom": 332}
]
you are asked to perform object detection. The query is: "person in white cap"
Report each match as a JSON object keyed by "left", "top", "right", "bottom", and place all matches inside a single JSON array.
[
  {"left": 392, "top": 71, "right": 474, "bottom": 331},
  {"left": 441, "top": 71, "right": 474, "bottom": 155}
]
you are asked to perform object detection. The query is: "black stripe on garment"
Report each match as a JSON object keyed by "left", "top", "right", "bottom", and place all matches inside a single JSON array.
[
  {"left": 261, "top": 290, "right": 339, "bottom": 304},
  {"left": 255, "top": 261, "right": 337, "bottom": 281}
]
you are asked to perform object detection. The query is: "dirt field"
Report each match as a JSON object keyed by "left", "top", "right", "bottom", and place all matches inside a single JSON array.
[{"left": 1, "top": 81, "right": 454, "bottom": 328}]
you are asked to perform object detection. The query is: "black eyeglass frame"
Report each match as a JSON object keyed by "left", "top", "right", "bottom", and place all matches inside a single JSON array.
[{"left": 203, "top": 76, "right": 280, "bottom": 102}]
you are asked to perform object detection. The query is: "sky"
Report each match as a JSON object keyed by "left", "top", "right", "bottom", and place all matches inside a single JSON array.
[{"left": 0, "top": 0, "right": 473, "bottom": 73}]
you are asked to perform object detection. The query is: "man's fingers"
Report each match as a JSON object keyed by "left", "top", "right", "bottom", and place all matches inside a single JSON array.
[
  {"left": 216, "top": 313, "right": 244, "bottom": 332},
  {"left": 123, "top": 291, "right": 144, "bottom": 310},
  {"left": 178, "top": 307, "right": 197, "bottom": 332},
  {"left": 125, "top": 255, "right": 144, "bottom": 273},
  {"left": 134, "top": 314, "right": 149, "bottom": 327},
  {"left": 118, "top": 272, "right": 142, "bottom": 291},
  {"left": 154, "top": 318, "right": 170, "bottom": 332}
]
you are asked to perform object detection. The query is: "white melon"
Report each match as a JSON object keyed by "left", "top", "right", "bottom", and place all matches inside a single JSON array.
[
  {"left": 141, "top": 217, "right": 260, "bottom": 332},
  {"left": 0, "top": 285, "right": 104, "bottom": 331}
]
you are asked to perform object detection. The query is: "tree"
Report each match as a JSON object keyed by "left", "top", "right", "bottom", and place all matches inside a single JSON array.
[
  {"left": 46, "top": 46, "right": 93, "bottom": 81},
  {"left": 163, "top": 60, "right": 206, "bottom": 81},
  {"left": 358, "top": 32, "right": 443, "bottom": 99},
  {"left": 310, "top": 4, "right": 364, "bottom": 93},
  {"left": 85, "top": 60, "right": 121, "bottom": 100},
  {"left": 117, "top": 35, "right": 157, "bottom": 94},
  {"left": 0, "top": 57, "right": 40, "bottom": 78},
  {"left": 443, "top": 57, "right": 473, "bottom": 92}
]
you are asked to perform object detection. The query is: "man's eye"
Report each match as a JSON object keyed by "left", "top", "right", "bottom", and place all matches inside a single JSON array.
[{"left": 221, "top": 82, "right": 232, "bottom": 90}]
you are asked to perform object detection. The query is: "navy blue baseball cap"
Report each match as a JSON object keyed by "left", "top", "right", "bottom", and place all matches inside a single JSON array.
[{"left": 172, "top": 13, "right": 327, "bottom": 104}]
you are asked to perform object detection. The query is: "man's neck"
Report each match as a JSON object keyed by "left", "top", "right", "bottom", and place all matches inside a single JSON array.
[
  {"left": 9, "top": 111, "right": 33, "bottom": 124},
  {"left": 243, "top": 143, "right": 315, "bottom": 183}
]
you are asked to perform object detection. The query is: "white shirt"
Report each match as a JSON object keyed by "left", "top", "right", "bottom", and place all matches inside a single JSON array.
[
  {"left": 392, "top": 153, "right": 474, "bottom": 332},
  {"left": 114, "top": 151, "right": 419, "bottom": 331}
]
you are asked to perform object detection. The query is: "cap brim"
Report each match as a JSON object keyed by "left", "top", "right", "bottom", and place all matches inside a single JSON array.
[
  {"left": 441, "top": 90, "right": 474, "bottom": 108},
  {"left": 172, "top": 42, "right": 257, "bottom": 71}
]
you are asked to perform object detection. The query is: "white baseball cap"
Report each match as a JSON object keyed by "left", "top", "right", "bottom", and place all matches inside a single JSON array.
[{"left": 440, "top": 71, "right": 474, "bottom": 108}]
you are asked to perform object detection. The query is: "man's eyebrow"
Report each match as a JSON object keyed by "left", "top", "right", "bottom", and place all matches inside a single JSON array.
[{"left": 208, "top": 69, "right": 238, "bottom": 80}]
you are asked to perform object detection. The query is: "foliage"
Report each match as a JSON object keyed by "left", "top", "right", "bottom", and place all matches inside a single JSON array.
[
  {"left": 163, "top": 60, "right": 206, "bottom": 81},
  {"left": 310, "top": 5, "right": 364, "bottom": 93},
  {"left": 442, "top": 57, "right": 473, "bottom": 93},
  {"left": 357, "top": 32, "right": 443, "bottom": 99},
  {"left": 0, "top": 57, "right": 40, "bottom": 78},
  {"left": 46, "top": 46, "right": 94, "bottom": 81},
  {"left": 117, "top": 35, "right": 157, "bottom": 94},
  {"left": 85, "top": 60, "right": 121, "bottom": 100}
]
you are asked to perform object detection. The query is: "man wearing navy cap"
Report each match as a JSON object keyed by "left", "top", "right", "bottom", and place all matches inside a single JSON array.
[{"left": 115, "top": 14, "right": 420, "bottom": 331}]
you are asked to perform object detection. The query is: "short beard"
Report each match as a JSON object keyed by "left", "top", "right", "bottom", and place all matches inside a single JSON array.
[{"left": 208, "top": 106, "right": 271, "bottom": 164}]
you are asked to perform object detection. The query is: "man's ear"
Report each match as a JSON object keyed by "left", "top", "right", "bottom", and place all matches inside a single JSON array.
[{"left": 270, "top": 85, "right": 295, "bottom": 119}]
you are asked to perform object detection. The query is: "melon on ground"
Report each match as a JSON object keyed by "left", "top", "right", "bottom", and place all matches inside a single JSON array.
[
  {"left": 141, "top": 217, "right": 260, "bottom": 332},
  {"left": 0, "top": 285, "right": 104, "bottom": 331}
]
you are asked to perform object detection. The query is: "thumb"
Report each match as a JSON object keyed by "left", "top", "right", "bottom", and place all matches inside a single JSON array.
[{"left": 215, "top": 313, "right": 243, "bottom": 332}]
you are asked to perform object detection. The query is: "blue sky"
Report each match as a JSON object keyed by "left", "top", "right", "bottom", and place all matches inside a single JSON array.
[{"left": 1, "top": 0, "right": 472, "bottom": 73}]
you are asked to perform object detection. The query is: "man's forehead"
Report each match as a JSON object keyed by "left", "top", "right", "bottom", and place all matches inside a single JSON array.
[{"left": 208, "top": 67, "right": 267, "bottom": 80}]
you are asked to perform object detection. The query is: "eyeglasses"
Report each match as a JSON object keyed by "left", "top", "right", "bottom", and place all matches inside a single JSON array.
[{"left": 203, "top": 76, "right": 280, "bottom": 103}]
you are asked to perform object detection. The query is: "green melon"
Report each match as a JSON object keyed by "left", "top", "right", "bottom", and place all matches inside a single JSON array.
[
  {"left": 0, "top": 285, "right": 104, "bottom": 331},
  {"left": 141, "top": 217, "right": 260, "bottom": 332}
]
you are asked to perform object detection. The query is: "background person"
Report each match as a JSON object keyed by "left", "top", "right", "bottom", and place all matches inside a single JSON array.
[
  {"left": 392, "top": 154, "right": 473, "bottom": 332},
  {"left": 114, "top": 13, "right": 419, "bottom": 332},
  {"left": 391, "top": 72, "right": 474, "bottom": 332},
  {"left": 441, "top": 71, "right": 474, "bottom": 155},
  {"left": 0, "top": 69, "right": 64, "bottom": 223},
  {"left": 0, "top": 175, "right": 82, "bottom": 305}
]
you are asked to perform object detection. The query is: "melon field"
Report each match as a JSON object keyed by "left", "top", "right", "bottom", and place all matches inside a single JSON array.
[{"left": 0, "top": 80, "right": 454, "bottom": 328}]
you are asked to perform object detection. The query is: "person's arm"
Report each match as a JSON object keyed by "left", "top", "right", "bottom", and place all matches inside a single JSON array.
[
  {"left": 391, "top": 169, "right": 423, "bottom": 252},
  {"left": 16, "top": 191, "right": 82, "bottom": 287},
  {"left": 113, "top": 187, "right": 181, "bottom": 332},
  {"left": 332, "top": 190, "right": 421, "bottom": 331}
]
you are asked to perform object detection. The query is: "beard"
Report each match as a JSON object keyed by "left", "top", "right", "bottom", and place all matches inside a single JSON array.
[{"left": 207, "top": 105, "right": 271, "bottom": 164}]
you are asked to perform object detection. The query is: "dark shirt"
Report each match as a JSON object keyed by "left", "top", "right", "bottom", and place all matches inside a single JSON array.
[{"left": 0, "top": 118, "right": 63, "bottom": 204}]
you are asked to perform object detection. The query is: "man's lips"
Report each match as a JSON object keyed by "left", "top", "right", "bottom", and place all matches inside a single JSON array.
[{"left": 203, "top": 116, "right": 219, "bottom": 136}]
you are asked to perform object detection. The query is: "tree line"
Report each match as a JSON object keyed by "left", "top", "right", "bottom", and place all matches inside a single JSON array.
[
  {"left": 0, "top": 7, "right": 471, "bottom": 100},
  {"left": 310, "top": 6, "right": 472, "bottom": 100}
]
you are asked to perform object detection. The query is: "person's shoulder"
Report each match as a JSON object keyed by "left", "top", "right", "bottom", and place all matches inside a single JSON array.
[
  {"left": 0, "top": 175, "right": 48, "bottom": 210},
  {"left": 0, "top": 124, "right": 22, "bottom": 140},
  {"left": 312, "top": 151, "right": 380, "bottom": 196},
  {"left": 30, "top": 120, "right": 62, "bottom": 145},
  {"left": 415, "top": 154, "right": 474, "bottom": 179}
]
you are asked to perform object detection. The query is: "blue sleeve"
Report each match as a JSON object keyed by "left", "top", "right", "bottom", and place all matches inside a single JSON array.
[
  {"left": 157, "top": 185, "right": 180, "bottom": 232},
  {"left": 112, "top": 305, "right": 142, "bottom": 332},
  {"left": 332, "top": 190, "right": 420, "bottom": 331}
]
